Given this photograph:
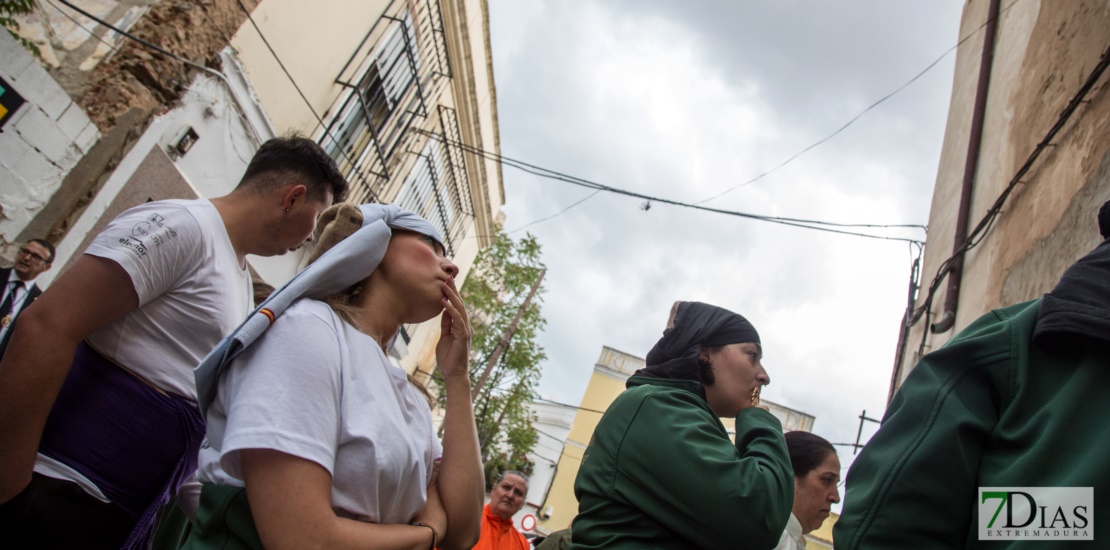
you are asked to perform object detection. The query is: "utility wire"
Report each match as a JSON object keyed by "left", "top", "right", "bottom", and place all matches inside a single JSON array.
[
  {"left": 534, "top": 427, "right": 569, "bottom": 445},
  {"left": 910, "top": 42, "right": 1110, "bottom": 356},
  {"left": 536, "top": 397, "right": 607, "bottom": 415},
  {"left": 508, "top": 190, "right": 602, "bottom": 234},
  {"left": 57, "top": 0, "right": 212, "bottom": 74},
  {"left": 694, "top": 0, "right": 1021, "bottom": 204},
  {"left": 422, "top": 131, "right": 925, "bottom": 244},
  {"left": 61, "top": 0, "right": 382, "bottom": 203},
  {"left": 42, "top": 0, "right": 121, "bottom": 55},
  {"left": 231, "top": 0, "right": 382, "bottom": 202},
  {"left": 55, "top": 0, "right": 272, "bottom": 149}
]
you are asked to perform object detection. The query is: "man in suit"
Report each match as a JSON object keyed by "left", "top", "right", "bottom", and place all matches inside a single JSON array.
[{"left": 0, "top": 239, "right": 54, "bottom": 359}]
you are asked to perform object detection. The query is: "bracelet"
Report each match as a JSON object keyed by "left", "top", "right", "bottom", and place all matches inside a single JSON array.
[{"left": 413, "top": 521, "right": 438, "bottom": 550}]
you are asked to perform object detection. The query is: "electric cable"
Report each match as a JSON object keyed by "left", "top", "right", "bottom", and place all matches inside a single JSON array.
[
  {"left": 421, "top": 131, "right": 925, "bottom": 244},
  {"left": 54, "top": 0, "right": 270, "bottom": 147},
  {"left": 231, "top": 0, "right": 382, "bottom": 202},
  {"left": 909, "top": 42, "right": 1110, "bottom": 356},
  {"left": 41, "top": 0, "right": 121, "bottom": 55},
  {"left": 508, "top": 190, "right": 602, "bottom": 234},
  {"left": 54, "top": 0, "right": 383, "bottom": 201},
  {"left": 694, "top": 0, "right": 1021, "bottom": 204},
  {"left": 535, "top": 398, "right": 607, "bottom": 415}
]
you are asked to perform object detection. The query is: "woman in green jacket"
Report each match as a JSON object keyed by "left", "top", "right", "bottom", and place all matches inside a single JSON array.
[{"left": 570, "top": 301, "right": 794, "bottom": 550}]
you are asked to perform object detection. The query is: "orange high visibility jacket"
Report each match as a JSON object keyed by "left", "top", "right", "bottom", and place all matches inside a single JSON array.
[{"left": 472, "top": 503, "right": 530, "bottom": 550}]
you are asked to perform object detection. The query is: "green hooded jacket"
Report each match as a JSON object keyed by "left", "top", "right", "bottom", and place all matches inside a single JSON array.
[
  {"left": 569, "top": 376, "right": 793, "bottom": 550},
  {"left": 835, "top": 299, "right": 1110, "bottom": 548}
]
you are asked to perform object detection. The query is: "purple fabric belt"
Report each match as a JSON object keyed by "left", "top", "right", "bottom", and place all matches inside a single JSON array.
[{"left": 38, "top": 341, "right": 205, "bottom": 549}]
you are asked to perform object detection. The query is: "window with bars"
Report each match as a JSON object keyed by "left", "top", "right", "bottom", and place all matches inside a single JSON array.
[
  {"left": 323, "top": 12, "right": 420, "bottom": 180},
  {"left": 396, "top": 140, "right": 456, "bottom": 252}
]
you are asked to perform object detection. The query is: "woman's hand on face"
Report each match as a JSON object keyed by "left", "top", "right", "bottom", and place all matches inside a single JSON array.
[
  {"left": 436, "top": 277, "right": 472, "bottom": 380},
  {"left": 413, "top": 460, "right": 448, "bottom": 536}
]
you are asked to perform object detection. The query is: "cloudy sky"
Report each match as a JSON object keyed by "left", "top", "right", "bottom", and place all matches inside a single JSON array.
[{"left": 485, "top": 0, "right": 966, "bottom": 506}]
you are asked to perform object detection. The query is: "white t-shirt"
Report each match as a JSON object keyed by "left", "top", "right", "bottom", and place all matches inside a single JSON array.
[
  {"left": 83, "top": 199, "right": 253, "bottom": 398},
  {"left": 773, "top": 513, "right": 805, "bottom": 550},
  {"left": 197, "top": 299, "right": 442, "bottom": 524}
]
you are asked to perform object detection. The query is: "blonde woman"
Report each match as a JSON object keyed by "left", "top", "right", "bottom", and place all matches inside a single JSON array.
[{"left": 182, "top": 203, "right": 482, "bottom": 550}]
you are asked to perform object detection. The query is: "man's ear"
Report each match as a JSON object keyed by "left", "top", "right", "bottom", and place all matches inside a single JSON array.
[
  {"left": 282, "top": 184, "right": 308, "bottom": 209},
  {"left": 41, "top": 263, "right": 52, "bottom": 273}
]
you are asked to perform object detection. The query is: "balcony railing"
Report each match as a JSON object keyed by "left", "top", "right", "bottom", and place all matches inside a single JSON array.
[
  {"left": 319, "top": 0, "right": 452, "bottom": 204},
  {"left": 394, "top": 106, "right": 474, "bottom": 257}
]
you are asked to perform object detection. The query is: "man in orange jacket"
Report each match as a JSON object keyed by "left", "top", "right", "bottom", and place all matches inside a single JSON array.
[{"left": 473, "top": 471, "right": 530, "bottom": 550}]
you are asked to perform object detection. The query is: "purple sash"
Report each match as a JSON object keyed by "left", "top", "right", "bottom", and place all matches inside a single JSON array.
[{"left": 38, "top": 342, "right": 205, "bottom": 549}]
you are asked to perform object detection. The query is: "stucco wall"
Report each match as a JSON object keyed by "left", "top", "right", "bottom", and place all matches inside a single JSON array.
[
  {"left": 230, "top": 0, "right": 391, "bottom": 134},
  {"left": 0, "top": 30, "right": 99, "bottom": 261},
  {"left": 898, "top": 0, "right": 1110, "bottom": 385}
]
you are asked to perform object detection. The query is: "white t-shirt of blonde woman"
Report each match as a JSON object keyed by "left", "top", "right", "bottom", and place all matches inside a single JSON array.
[
  {"left": 84, "top": 199, "right": 253, "bottom": 398},
  {"left": 197, "top": 299, "right": 443, "bottom": 523}
]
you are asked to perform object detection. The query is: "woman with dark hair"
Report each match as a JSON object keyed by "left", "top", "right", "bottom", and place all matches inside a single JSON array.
[
  {"left": 773, "top": 431, "right": 841, "bottom": 550},
  {"left": 180, "top": 203, "right": 483, "bottom": 550},
  {"left": 569, "top": 301, "right": 794, "bottom": 550}
]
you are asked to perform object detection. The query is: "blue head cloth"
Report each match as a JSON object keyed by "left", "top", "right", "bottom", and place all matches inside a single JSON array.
[{"left": 194, "top": 203, "right": 443, "bottom": 415}]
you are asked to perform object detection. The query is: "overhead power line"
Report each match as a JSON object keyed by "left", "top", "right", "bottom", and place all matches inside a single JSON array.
[
  {"left": 44, "top": 0, "right": 121, "bottom": 55},
  {"left": 910, "top": 42, "right": 1110, "bottom": 355},
  {"left": 57, "top": 0, "right": 384, "bottom": 202},
  {"left": 535, "top": 397, "right": 607, "bottom": 415},
  {"left": 421, "top": 130, "right": 925, "bottom": 244},
  {"left": 231, "top": 0, "right": 382, "bottom": 202},
  {"left": 693, "top": 0, "right": 1021, "bottom": 204},
  {"left": 509, "top": 190, "right": 603, "bottom": 234}
]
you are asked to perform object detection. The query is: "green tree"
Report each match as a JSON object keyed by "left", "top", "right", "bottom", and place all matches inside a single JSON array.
[
  {"left": 1, "top": 0, "right": 40, "bottom": 58},
  {"left": 434, "top": 228, "right": 546, "bottom": 489}
]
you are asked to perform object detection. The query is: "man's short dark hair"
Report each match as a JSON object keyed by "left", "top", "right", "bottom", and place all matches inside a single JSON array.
[
  {"left": 238, "top": 135, "right": 349, "bottom": 203},
  {"left": 28, "top": 239, "right": 55, "bottom": 264}
]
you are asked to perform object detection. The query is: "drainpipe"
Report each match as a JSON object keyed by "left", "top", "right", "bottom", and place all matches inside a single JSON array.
[{"left": 931, "top": 0, "right": 1000, "bottom": 334}]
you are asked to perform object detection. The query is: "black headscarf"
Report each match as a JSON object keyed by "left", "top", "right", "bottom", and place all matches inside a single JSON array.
[
  {"left": 1033, "top": 238, "right": 1110, "bottom": 352},
  {"left": 634, "top": 301, "right": 760, "bottom": 382}
]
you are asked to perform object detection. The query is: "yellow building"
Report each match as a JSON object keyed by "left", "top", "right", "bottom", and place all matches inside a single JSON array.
[
  {"left": 805, "top": 511, "right": 837, "bottom": 549},
  {"left": 536, "top": 346, "right": 816, "bottom": 535}
]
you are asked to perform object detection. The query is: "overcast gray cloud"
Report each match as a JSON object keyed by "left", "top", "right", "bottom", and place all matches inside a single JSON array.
[{"left": 487, "top": 0, "right": 966, "bottom": 506}]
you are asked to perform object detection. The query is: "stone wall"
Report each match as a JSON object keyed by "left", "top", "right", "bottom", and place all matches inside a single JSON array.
[{"left": 6, "top": 0, "right": 255, "bottom": 249}]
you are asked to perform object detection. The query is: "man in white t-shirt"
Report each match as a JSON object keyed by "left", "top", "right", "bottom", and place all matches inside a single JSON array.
[{"left": 0, "top": 135, "right": 348, "bottom": 548}]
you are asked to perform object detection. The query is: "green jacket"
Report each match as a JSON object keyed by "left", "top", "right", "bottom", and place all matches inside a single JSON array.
[
  {"left": 835, "top": 300, "right": 1110, "bottom": 548},
  {"left": 569, "top": 376, "right": 793, "bottom": 550}
]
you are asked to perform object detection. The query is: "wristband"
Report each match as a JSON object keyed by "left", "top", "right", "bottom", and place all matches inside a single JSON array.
[{"left": 413, "top": 521, "right": 438, "bottom": 550}]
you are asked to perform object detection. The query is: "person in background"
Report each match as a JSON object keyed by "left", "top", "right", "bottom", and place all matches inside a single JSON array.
[
  {"left": 834, "top": 201, "right": 1110, "bottom": 547},
  {"left": 773, "top": 431, "right": 840, "bottom": 550},
  {"left": 0, "top": 239, "right": 54, "bottom": 360},
  {"left": 182, "top": 202, "right": 483, "bottom": 550},
  {"left": 569, "top": 300, "right": 793, "bottom": 550},
  {"left": 473, "top": 470, "right": 530, "bottom": 550},
  {"left": 0, "top": 135, "right": 347, "bottom": 549}
]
